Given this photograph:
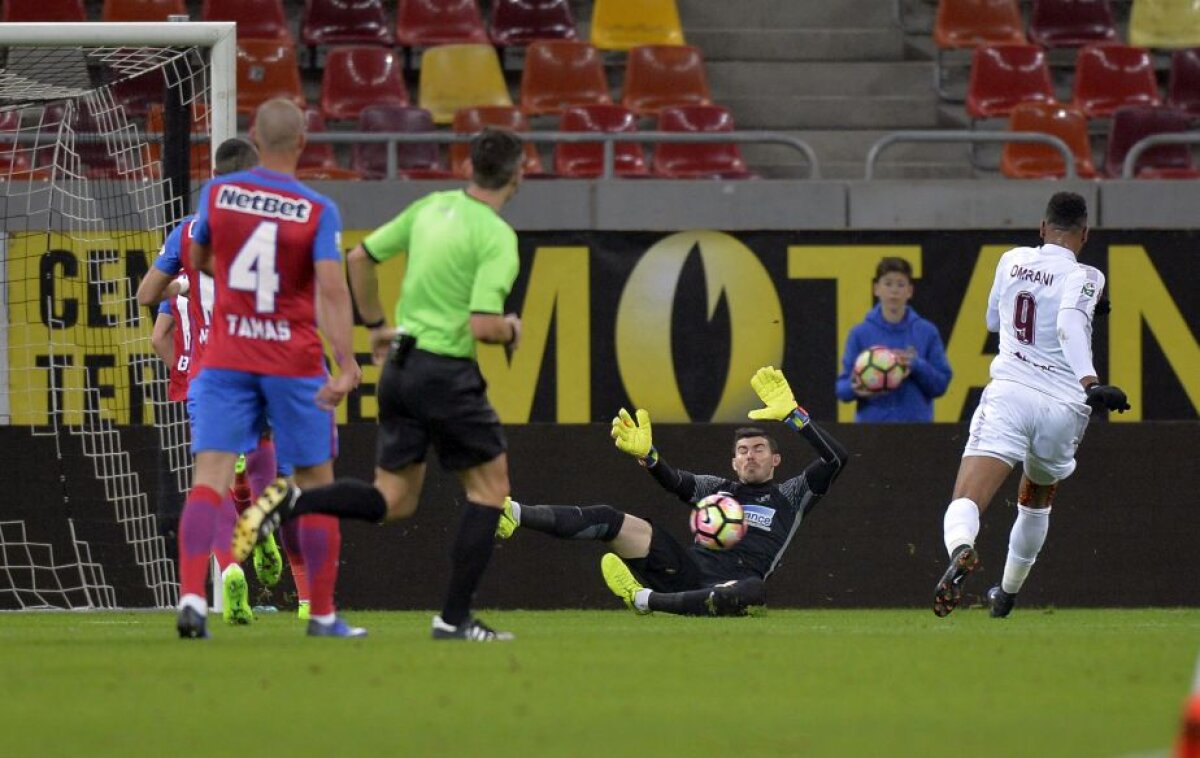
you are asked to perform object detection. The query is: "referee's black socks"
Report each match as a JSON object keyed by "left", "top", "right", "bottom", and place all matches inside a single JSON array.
[
  {"left": 291, "top": 479, "right": 387, "bottom": 523},
  {"left": 441, "top": 501, "right": 502, "bottom": 627}
]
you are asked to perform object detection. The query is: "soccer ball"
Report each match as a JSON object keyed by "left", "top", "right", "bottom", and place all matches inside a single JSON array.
[
  {"left": 852, "top": 346, "right": 908, "bottom": 394},
  {"left": 690, "top": 493, "right": 748, "bottom": 550}
]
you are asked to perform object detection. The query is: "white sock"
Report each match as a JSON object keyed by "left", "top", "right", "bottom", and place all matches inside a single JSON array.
[
  {"left": 312, "top": 612, "right": 337, "bottom": 625},
  {"left": 1001, "top": 505, "right": 1051, "bottom": 594},
  {"left": 633, "top": 588, "right": 652, "bottom": 611},
  {"left": 943, "top": 498, "right": 981, "bottom": 557},
  {"left": 178, "top": 593, "right": 206, "bottom": 616},
  {"left": 509, "top": 500, "right": 522, "bottom": 525}
]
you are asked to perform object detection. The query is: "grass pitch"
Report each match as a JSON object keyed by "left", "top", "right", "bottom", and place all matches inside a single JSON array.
[{"left": 1, "top": 608, "right": 1196, "bottom": 757}]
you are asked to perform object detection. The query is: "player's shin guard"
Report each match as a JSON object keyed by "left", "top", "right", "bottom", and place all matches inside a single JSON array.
[
  {"left": 516, "top": 504, "right": 625, "bottom": 541},
  {"left": 290, "top": 479, "right": 387, "bottom": 523},
  {"left": 441, "top": 501, "right": 502, "bottom": 627},
  {"left": 178, "top": 485, "right": 223, "bottom": 599},
  {"left": 297, "top": 515, "right": 340, "bottom": 618},
  {"left": 1001, "top": 505, "right": 1050, "bottom": 594},
  {"left": 281, "top": 519, "right": 310, "bottom": 603}
]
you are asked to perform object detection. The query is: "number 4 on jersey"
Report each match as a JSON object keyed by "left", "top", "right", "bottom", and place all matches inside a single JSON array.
[{"left": 229, "top": 221, "right": 280, "bottom": 313}]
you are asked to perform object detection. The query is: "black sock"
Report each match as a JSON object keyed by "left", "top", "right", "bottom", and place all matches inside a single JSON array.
[
  {"left": 290, "top": 479, "right": 387, "bottom": 523},
  {"left": 648, "top": 579, "right": 765, "bottom": 617},
  {"left": 518, "top": 504, "right": 625, "bottom": 541},
  {"left": 441, "top": 501, "right": 502, "bottom": 627},
  {"left": 647, "top": 588, "right": 716, "bottom": 616}
]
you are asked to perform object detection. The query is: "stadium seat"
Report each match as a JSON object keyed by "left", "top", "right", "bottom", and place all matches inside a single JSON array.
[
  {"left": 1168, "top": 48, "right": 1200, "bottom": 116},
  {"left": 621, "top": 45, "right": 712, "bottom": 117},
  {"left": 519, "top": 40, "right": 612, "bottom": 116},
  {"left": 966, "top": 45, "right": 1055, "bottom": 120},
  {"left": 1071, "top": 44, "right": 1162, "bottom": 118},
  {"left": 396, "top": 0, "right": 489, "bottom": 48},
  {"left": 1001, "top": 102, "right": 1097, "bottom": 178},
  {"left": 419, "top": 44, "right": 513, "bottom": 124},
  {"left": 1029, "top": 0, "right": 1118, "bottom": 48},
  {"left": 319, "top": 46, "right": 410, "bottom": 123},
  {"left": 202, "top": 0, "right": 293, "bottom": 44},
  {"left": 236, "top": 40, "right": 306, "bottom": 116},
  {"left": 554, "top": 104, "right": 648, "bottom": 178},
  {"left": 1103, "top": 105, "right": 1200, "bottom": 178},
  {"left": 489, "top": 0, "right": 579, "bottom": 47},
  {"left": 450, "top": 105, "right": 544, "bottom": 177},
  {"left": 590, "top": 0, "right": 685, "bottom": 51},
  {"left": 2, "top": 0, "right": 84, "bottom": 21},
  {"left": 146, "top": 102, "right": 211, "bottom": 179},
  {"left": 101, "top": 0, "right": 186, "bottom": 22},
  {"left": 652, "top": 105, "right": 755, "bottom": 180},
  {"left": 300, "top": 0, "right": 395, "bottom": 49},
  {"left": 286, "top": 108, "right": 361, "bottom": 180},
  {"left": 111, "top": 70, "right": 168, "bottom": 117},
  {"left": 351, "top": 105, "right": 453, "bottom": 180},
  {"left": 933, "top": 0, "right": 1027, "bottom": 49},
  {"left": 1130, "top": 0, "right": 1200, "bottom": 49}
]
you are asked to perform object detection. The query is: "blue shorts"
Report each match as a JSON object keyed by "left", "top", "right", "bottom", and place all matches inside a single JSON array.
[
  {"left": 185, "top": 393, "right": 295, "bottom": 476},
  {"left": 189, "top": 368, "right": 336, "bottom": 468}
]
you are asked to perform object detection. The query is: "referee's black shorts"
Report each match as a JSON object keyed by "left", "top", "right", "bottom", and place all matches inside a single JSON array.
[{"left": 376, "top": 348, "right": 506, "bottom": 472}]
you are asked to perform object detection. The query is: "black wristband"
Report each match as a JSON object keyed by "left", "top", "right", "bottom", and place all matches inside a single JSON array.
[{"left": 364, "top": 317, "right": 386, "bottom": 329}]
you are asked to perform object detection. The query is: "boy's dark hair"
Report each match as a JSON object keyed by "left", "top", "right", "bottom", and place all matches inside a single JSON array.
[
  {"left": 214, "top": 137, "right": 259, "bottom": 176},
  {"left": 734, "top": 427, "right": 778, "bottom": 454},
  {"left": 470, "top": 127, "right": 524, "bottom": 189},
  {"left": 873, "top": 256, "right": 913, "bottom": 283},
  {"left": 1044, "top": 192, "right": 1088, "bottom": 231}
]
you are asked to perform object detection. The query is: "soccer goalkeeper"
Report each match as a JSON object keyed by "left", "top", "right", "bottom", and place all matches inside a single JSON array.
[{"left": 496, "top": 367, "right": 848, "bottom": 616}]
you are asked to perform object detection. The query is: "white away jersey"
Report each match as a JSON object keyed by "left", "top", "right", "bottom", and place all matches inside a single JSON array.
[{"left": 986, "top": 243, "right": 1105, "bottom": 403}]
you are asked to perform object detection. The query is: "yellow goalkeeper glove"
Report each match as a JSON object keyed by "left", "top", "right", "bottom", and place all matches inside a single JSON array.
[
  {"left": 748, "top": 366, "right": 810, "bottom": 430},
  {"left": 610, "top": 407, "right": 656, "bottom": 463}
]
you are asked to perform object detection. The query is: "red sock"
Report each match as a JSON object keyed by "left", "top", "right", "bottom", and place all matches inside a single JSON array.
[
  {"left": 211, "top": 493, "right": 238, "bottom": 570},
  {"left": 178, "top": 485, "right": 222, "bottom": 598},
  {"left": 281, "top": 518, "right": 310, "bottom": 601},
  {"left": 231, "top": 473, "right": 252, "bottom": 515},
  {"left": 296, "top": 514, "right": 339, "bottom": 617}
]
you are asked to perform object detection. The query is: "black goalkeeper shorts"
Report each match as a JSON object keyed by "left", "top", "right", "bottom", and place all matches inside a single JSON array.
[
  {"left": 376, "top": 348, "right": 506, "bottom": 472},
  {"left": 627, "top": 523, "right": 718, "bottom": 594}
]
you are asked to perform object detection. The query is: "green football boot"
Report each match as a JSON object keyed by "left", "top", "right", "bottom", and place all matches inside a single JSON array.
[
  {"left": 297, "top": 600, "right": 310, "bottom": 621},
  {"left": 252, "top": 531, "right": 284, "bottom": 587},
  {"left": 495, "top": 497, "right": 519, "bottom": 539},
  {"left": 600, "top": 553, "right": 651, "bottom": 615},
  {"left": 221, "top": 564, "right": 254, "bottom": 625}
]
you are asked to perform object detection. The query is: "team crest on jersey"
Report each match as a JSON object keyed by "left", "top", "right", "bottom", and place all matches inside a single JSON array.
[
  {"left": 1082, "top": 282, "right": 1096, "bottom": 297},
  {"left": 742, "top": 504, "right": 775, "bottom": 531},
  {"left": 216, "top": 185, "right": 312, "bottom": 222}
]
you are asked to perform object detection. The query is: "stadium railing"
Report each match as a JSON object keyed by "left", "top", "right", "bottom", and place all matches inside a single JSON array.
[
  {"left": 864, "top": 130, "right": 1078, "bottom": 179},
  {"left": 1122, "top": 132, "right": 1200, "bottom": 178}
]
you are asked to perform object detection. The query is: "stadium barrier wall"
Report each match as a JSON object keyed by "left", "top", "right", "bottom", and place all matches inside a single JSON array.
[{"left": 2, "top": 421, "right": 1197, "bottom": 610}]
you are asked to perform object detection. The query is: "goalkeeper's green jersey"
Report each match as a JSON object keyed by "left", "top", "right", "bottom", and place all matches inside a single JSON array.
[{"left": 362, "top": 189, "right": 519, "bottom": 359}]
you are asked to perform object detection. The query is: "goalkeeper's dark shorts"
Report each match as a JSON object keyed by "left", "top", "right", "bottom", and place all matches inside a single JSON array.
[
  {"left": 627, "top": 522, "right": 729, "bottom": 594},
  {"left": 376, "top": 348, "right": 506, "bottom": 472}
]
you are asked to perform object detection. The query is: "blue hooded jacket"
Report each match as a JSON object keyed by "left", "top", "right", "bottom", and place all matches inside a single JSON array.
[{"left": 835, "top": 304, "right": 952, "bottom": 422}]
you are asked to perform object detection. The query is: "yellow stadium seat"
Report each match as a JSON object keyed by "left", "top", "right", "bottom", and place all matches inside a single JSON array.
[
  {"left": 590, "top": 0, "right": 685, "bottom": 51},
  {"left": 1129, "top": 0, "right": 1200, "bottom": 49},
  {"left": 418, "top": 44, "right": 513, "bottom": 124}
]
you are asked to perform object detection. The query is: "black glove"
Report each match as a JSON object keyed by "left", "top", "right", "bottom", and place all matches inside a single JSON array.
[{"left": 1085, "top": 383, "right": 1131, "bottom": 413}]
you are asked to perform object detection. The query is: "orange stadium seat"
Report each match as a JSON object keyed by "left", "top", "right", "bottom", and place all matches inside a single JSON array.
[
  {"left": 1168, "top": 48, "right": 1200, "bottom": 116},
  {"left": 418, "top": 44, "right": 512, "bottom": 124},
  {"left": 3, "top": 0, "right": 84, "bottom": 20},
  {"left": 590, "top": 0, "right": 685, "bottom": 51},
  {"left": 203, "top": 0, "right": 293, "bottom": 44},
  {"left": 236, "top": 39, "right": 306, "bottom": 116},
  {"left": 147, "top": 102, "right": 211, "bottom": 179},
  {"left": 319, "top": 46, "right": 410, "bottom": 122},
  {"left": 1029, "top": 0, "right": 1118, "bottom": 48},
  {"left": 652, "top": 104, "right": 755, "bottom": 180},
  {"left": 1130, "top": 0, "right": 1200, "bottom": 49},
  {"left": 450, "top": 105, "right": 544, "bottom": 177},
  {"left": 966, "top": 45, "right": 1055, "bottom": 120},
  {"left": 1001, "top": 102, "right": 1097, "bottom": 178},
  {"left": 489, "top": 0, "right": 579, "bottom": 47},
  {"left": 301, "top": 0, "right": 394, "bottom": 49},
  {"left": 1103, "top": 105, "right": 1200, "bottom": 178},
  {"left": 101, "top": 0, "right": 186, "bottom": 21},
  {"left": 554, "top": 104, "right": 647, "bottom": 178},
  {"left": 621, "top": 45, "right": 712, "bottom": 117},
  {"left": 933, "top": 0, "right": 1027, "bottom": 49},
  {"left": 396, "top": 0, "right": 488, "bottom": 48},
  {"left": 519, "top": 40, "right": 612, "bottom": 116},
  {"left": 1071, "top": 44, "right": 1162, "bottom": 118},
  {"left": 352, "top": 104, "right": 453, "bottom": 180}
]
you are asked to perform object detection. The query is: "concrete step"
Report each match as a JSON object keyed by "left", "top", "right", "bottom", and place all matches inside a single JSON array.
[
  {"left": 723, "top": 95, "right": 941, "bottom": 129},
  {"left": 687, "top": 28, "right": 905, "bottom": 62},
  {"left": 706, "top": 61, "right": 934, "bottom": 97},
  {"left": 678, "top": 0, "right": 898, "bottom": 29}
]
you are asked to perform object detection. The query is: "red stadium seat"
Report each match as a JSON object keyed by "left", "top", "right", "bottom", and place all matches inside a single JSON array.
[
  {"left": 933, "top": 0, "right": 1027, "bottom": 49},
  {"left": 966, "top": 45, "right": 1055, "bottom": 120},
  {"left": 652, "top": 105, "right": 755, "bottom": 179},
  {"left": 319, "top": 46, "right": 410, "bottom": 123},
  {"left": 289, "top": 108, "right": 362, "bottom": 180},
  {"left": 1167, "top": 48, "right": 1200, "bottom": 117},
  {"left": 351, "top": 105, "right": 453, "bottom": 180},
  {"left": 1028, "top": 0, "right": 1117, "bottom": 48},
  {"left": 519, "top": 40, "right": 612, "bottom": 116},
  {"left": 101, "top": 0, "right": 186, "bottom": 21},
  {"left": 301, "top": 0, "right": 394, "bottom": 49},
  {"left": 554, "top": 104, "right": 647, "bottom": 177},
  {"left": 450, "top": 105, "right": 545, "bottom": 177},
  {"left": 621, "top": 45, "right": 712, "bottom": 117},
  {"left": 2, "top": 0, "right": 84, "bottom": 21},
  {"left": 236, "top": 40, "right": 306, "bottom": 116},
  {"left": 202, "top": 0, "right": 293, "bottom": 44},
  {"left": 489, "top": 0, "right": 579, "bottom": 47},
  {"left": 396, "top": 0, "right": 488, "bottom": 47},
  {"left": 147, "top": 102, "right": 212, "bottom": 179},
  {"left": 111, "top": 69, "right": 168, "bottom": 117},
  {"left": 1001, "top": 102, "right": 1097, "bottom": 178},
  {"left": 1104, "top": 105, "right": 1200, "bottom": 178},
  {"left": 1071, "top": 44, "right": 1162, "bottom": 118}
]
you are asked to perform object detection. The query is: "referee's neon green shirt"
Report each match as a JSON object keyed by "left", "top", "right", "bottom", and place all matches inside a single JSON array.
[{"left": 362, "top": 190, "right": 519, "bottom": 359}]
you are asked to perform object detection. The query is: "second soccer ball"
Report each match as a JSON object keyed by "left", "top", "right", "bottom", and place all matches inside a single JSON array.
[
  {"left": 690, "top": 493, "right": 748, "bottom": 550},
  {"left": 853, "top": 346, "right": 908, "bottom": 394}
]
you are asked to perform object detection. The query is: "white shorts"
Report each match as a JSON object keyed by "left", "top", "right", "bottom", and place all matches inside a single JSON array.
[{"left": 963, "top": 380, "right": 1091, "bottom": 484}]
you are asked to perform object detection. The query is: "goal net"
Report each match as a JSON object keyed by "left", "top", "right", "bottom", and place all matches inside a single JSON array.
[{"left": 0, "top": 23, "right": 235, "bottom": 610}]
